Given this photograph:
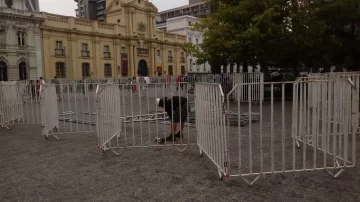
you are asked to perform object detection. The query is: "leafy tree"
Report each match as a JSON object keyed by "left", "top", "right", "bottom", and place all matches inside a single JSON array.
[{"left": 189, "top": 0, "right": 360, "bottom": 75}]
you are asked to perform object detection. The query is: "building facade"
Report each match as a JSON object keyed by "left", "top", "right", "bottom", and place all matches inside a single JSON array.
[
  {"left": 0, "top": 0, "right": 44, "bottom": 81},
  {"left": 75, "top": 0, "right": 106, "bottom": 22},
  {"left": 158, "top": 15, "right": 210, "bottom": 74},
  {"left": 42, "top": 0, "right": 187, "bottom": 80},
  {"left": 156, "top": 1, "right": 210, "bottom": 27}
]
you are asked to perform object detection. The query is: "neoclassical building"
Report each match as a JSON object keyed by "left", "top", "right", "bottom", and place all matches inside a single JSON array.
[
  {"left": 42, "top": 0, "right": 187, "bottom": 80},
  {"left": 0, "top": 0, "right": 44, "bottom": 81}
]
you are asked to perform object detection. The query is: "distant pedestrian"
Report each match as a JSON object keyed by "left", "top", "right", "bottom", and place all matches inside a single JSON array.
[
  {"left": 51, "top": 76, "right": 62, "bottom": 100},
  {"left": 40, "top": 77, "right": 46, "bottom": 85},
  {"left": 35, "top": 80, "right": 41, "bottom": 102}
]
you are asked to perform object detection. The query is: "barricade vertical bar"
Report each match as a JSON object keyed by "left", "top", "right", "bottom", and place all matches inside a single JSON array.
[
  {"left": 344, "top": 81, "right": 350, "bottom": 166},
  {"left": 87, "top": 83, "right": 91, "bottom": 132},
  {"left": 332, "top": 80, "right": 338, "bottom": 168},
  {"left": 281, "top": 83, "right": 285, "bottom": 172},
  {"left": 260, "top": 82, "right": 263, "bottom": 173},
  {"left": 186, "top": 83, "right": 190, "bottom": 145},
  {"left": 312, "top": 81, "right": 317, "bottom": 169},
  {"left": 292, "top": 82, "right": 297, "bottom": 171},
  {"left": 162, "top": 84, "right": 166, "bottom": 144},
  {"left": 147, "top": 83, "right": 151, "bottom": 146},
  {"left": 248, "top": 84, "right": 253, "bottom": 174},
  {"left": 300, "top": 82, "right": 305, "bottom": 170},
  {"left": 67, "top": 84, "right": 73, "bottom": 133},
  {"left": 270, "top": 84, "right": 274, "bottom": 173},
  {"left": 131, "top": 83, "right": 135, "bottom": 146},
  {"left": 154, "top": 84, "right": 159, "bottom": 146},
  {"left": 237, "top": 85, "right": 242, "bottom": 176},
  {"left": 122, "top": 84, "right": 127, "bottom": 147}
]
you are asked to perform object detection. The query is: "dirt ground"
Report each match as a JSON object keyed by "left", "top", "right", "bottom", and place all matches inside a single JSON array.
[{"left": 0, "top": 122, "right": 359, "bottom": 202}]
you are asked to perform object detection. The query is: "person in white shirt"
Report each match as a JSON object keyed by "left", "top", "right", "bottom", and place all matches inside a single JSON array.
[{"left": 40, "top": 77, "right": 46, "bottom": 85}]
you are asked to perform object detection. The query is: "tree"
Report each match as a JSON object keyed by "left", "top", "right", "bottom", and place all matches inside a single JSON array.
[{"left": 189, "top": 0, "right": 360, "bottom": 75}]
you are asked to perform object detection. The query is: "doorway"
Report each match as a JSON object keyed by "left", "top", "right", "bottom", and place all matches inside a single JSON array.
[
  {"left": 0, "top": 61, "right": 8, "bottom": 81},
  {"left": 138, "top": 59, "right": 148, "bottom": 76}
]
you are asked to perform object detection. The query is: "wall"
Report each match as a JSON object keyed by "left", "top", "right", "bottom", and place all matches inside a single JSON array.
[
  {"left": 41, "top": 0, "right": 187, "bottom": 80},
  {"left": 163, "top": 15, "right": 210, "bottom": 74},
  {"left": 0, "top": 6, "right": 44, "bottom": 81}
]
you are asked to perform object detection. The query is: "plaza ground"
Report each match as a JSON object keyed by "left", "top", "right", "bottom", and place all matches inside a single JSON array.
[
  {"left": 1, "top": 84, "right": 360, "bottom": 201},
  {"left": 0, "top": 123, "right": 359, "bottom": 202}
]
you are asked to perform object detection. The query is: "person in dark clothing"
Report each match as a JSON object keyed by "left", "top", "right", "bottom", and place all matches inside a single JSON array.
[{"left": 156, "top": 96, "right": 188, "bottom": 143}]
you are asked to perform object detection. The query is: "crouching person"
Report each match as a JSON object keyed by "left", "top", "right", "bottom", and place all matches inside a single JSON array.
[{"left": 156, "top": 96, "right": 188, "bottom": 143}]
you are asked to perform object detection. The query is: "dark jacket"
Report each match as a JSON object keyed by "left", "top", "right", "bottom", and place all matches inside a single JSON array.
[{"left": 160, "top": 96, "right": 187, "bottom": 117}]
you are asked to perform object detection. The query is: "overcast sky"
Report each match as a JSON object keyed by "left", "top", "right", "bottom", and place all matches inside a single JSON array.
[{"left": 39, "top": 0, "right": 188, "bottom": 16}]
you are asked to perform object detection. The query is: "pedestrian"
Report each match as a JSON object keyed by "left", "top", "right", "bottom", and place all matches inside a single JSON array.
[
  {"left": 51, "top": 76, "right": 62, "bottom": 100},
  {"left": 155, "top": 96, "right": 188, "bottom": 143},
  {"left": 131, "top": 77, "right": 137, "bottom": 93},
  {"left": 40, "top": 77, "right": 45, "bottom": 85},
  {"left": 35, "top": 80, "right": 40, "bottom": 102}
]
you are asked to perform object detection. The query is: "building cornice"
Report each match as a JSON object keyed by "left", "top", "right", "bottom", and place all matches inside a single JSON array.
[
  {"left": 41, "top": 26, "right": 186, "bottom": 47},
  {"left": 0, "top": 12, "right": 44, "bottom": 23}
]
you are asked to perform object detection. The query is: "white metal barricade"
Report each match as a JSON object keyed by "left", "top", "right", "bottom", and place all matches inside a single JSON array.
[
  {"left": 40, "top": 85, "right": 60, "bottom": 139},
  {"left": 96, "top": 84, "right": 122, "bottom": 152},
  {"left": 195, "top": 83, "right": 228, "bottom": 179},
  {"left": 233, "top": 73, "right": 264, "bottom": 103},
  {"left": 292, "top": 78, "right": 357, "bottom": 178},
  {"left": 308, "top": 72, "right": 360, "bottom": 134},
  {"left": 0, "top": 82, "right": 23, "bottom": 129},
  {"left": 206, "top": 79, "right": 357, "bottom": 185}
]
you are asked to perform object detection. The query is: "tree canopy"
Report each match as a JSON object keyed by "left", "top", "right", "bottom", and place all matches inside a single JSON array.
[{"left": 188, "top": 0, "right": 360, "bottom": 74}]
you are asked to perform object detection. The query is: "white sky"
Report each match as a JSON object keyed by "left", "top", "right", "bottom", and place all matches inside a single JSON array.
[{"left": 39, "top": 0, "right": 188, "bottom": 16}]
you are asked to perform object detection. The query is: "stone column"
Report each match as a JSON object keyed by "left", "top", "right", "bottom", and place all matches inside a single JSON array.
[
  {"left": 153, "top": 47, "right": 156, "bottom": 77},
  {"left": 34, "top": 27, "right": 43, "bottom": 78},
  {"left": 132, "top": 12, "right": 136, "bottom": 35}
]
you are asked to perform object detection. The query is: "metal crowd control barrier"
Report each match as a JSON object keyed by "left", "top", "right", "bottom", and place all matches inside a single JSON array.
[
  {"left": 40, "top": 85, "right": 60, "bottom": 139},
  {"left": 292, "top": 77, "right": 357, "bottom": 178},
  {"left": 233, "top": 72, "right": 264, "bottom": 103},
  {"left": 96, "top": 84, "right": 122, "bottom": 152},
  {"left": 195, "top": 78, "right": 357, "bottom": 185},
  {"left": 0, "top": 82, "right": 23, "bottom": 129},
  {"left": 308, "top": 72, "right": 360, "bottom": 134},
  {"left": 95, "top": 82, "right": 195, "bottom": 155},
  {"left": 195, "top": 83, "right": 228, "bottom": 180}
]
